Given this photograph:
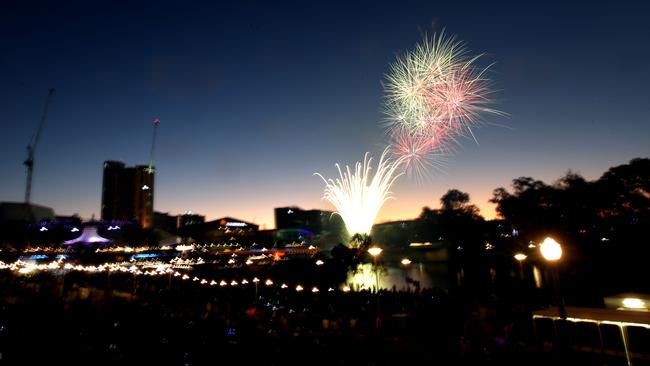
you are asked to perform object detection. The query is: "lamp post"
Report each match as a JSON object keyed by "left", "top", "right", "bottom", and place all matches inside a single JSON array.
[
  {"left": 540, "top": 237, "right": 566, "bottom": 319},
  {"left": 514, "top": 253, "right": 527, "bottom": 279},
  {"left": 368, "top": 246, "right": 383, "bottom": 330},
  {"left": 368, "top": 247, "right": 383, "bottom": 292},
  {"left": 400, "top": 258, "right": 412, "bottom": 292},
  {"left": 252, "top": 277, "right": 260, "bottom": 303}
]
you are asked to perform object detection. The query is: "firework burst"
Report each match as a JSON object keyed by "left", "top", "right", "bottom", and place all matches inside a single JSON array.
[
  {"left": 384, "top": 31, "right": 502, "bottom": 176},
  {"left": 315, "top": 30, "right": 502, "bottom": 243},
  {"left": 427, "top": 66, "right": 501, "bottom": 139},
  {"left": 383, "top": 33, "right": 469, "bottom": 134},
  {"left": 315, "top": 150, "right": 403, "bottom": 237},
  {"left": 388, "top": 127, "right": 453, "bottom": 182}
]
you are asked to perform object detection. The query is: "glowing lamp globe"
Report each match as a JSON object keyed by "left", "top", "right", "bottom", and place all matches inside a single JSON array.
[
  {"left": 514, "top": 253, "right": 527, "bottom": 262},
  {"left": 622, "top": 298, "right": 647, "bottom": 310},
  {"left": 368, "top": 247, "right": 383, "bottom": 257},
  {"left": 540, "top": 237, "right": 562, "bottom": 261}
]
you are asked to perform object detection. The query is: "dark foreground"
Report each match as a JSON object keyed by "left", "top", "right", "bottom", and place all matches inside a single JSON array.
[{"left": 0, "top": 271, "right": 637, "bottom": 365}]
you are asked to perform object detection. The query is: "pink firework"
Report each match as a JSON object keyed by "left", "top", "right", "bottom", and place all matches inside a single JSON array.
[
  {"left": 389, "top": 127, "right": 454, "bottom": 181},
  {"left": 384, "top": 32, "right": 502, "bottom": 178},
  {"left": 426, "top": 67, "right": 497, "bottom": 140}
]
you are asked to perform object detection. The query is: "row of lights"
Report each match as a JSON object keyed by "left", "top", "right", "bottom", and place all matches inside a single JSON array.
[
  {"left": 23, "top": 242, "right": 317, "bottom": 254},
  {"left": 0, "top": 259, "right": 355, "bottom": 294},
  {"left": 7, "top": 245, "right": 404, "bottom": 296}
]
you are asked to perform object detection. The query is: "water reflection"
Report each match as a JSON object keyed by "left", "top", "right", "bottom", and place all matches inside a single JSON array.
[{"left": 345, "top": 260, "right": 449, "bottom": 291}]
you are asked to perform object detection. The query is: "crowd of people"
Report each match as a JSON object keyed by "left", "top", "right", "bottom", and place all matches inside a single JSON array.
[{"left": 0, "top": 269, "right": 549, "bottom": 365}]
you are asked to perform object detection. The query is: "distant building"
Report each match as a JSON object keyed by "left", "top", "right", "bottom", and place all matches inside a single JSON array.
[
  {"left": 154, "top": 211, "right": 178, "bottom": 233},
  {"left": 274, "top": 206, "right": 345, "bottom": 247},
  {"left": 177, "top": 211, "right": 205, "bottom": 228},
  {"left": 179, "top": 217, "right": 259, "bottom": 245},
  {"left": 0, "top": 202, "right": 55, "bottom": 224},
  {"left": 371, "top": 219, "right": 443, "bottom": 252},
  {"left": 0, "top": 204, "right": 90, "bottom": 248},
  {"left": 153, "top": 211, "right": 206, "bottom": 233},
  {"left": 101, "top": 161, "right": 154, "bottom": 228},
  {"left": 275, "top": 206, "right": 327, "bottom": 232}
]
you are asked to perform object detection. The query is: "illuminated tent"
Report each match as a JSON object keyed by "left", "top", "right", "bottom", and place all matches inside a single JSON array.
[{"left": 63, "top": 225, "right": 110, "bottom": 246}]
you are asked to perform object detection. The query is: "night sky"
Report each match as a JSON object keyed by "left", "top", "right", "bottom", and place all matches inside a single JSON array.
[{"left": 1, "top": 0, "right": 649, "bottom": 229}]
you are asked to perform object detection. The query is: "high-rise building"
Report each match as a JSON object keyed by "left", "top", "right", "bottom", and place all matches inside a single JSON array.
[
  {"left": 101, "top": 161, "right": 127, "bottom": 222},
  {"left": 101, "top": 161, "right": 154, "bottom": 228}
]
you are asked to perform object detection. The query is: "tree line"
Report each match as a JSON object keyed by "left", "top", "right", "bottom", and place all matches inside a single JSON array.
[{"left": 413, "top": 157, "right": 650, "bottom": 299}]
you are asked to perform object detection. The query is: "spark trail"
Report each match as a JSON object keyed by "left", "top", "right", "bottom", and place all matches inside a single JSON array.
[
  {"left": 315, "top": 150, "right": 403, "bottom": 237},
  {"left": 384, "top": 31, "right": 502, "bottom": 179}
]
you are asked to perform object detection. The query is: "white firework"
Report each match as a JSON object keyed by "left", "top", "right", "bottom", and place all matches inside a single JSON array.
[
  {"left": 383, "top": 32, "right": 472, "bottom": 134},
  {"left": 315, "top": 150, "right": 403, "bottom": 237}
]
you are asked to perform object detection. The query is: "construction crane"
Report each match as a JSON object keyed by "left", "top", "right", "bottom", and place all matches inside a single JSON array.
[
  {"left": 147, "top": 117, "right": 160, "bottom": 174},
  {"left": 24, "top": 88, "right": 55, "bottom": 203}
]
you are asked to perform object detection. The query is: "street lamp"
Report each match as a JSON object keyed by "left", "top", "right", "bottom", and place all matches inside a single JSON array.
[
  {"left": 368, "top": 246, "right": 383, "bottom": 258},
  {"left": 514, "top": 253, "right": 527, "bottom": 279},
  {"left": 252, "top": 277, "right": 260, "bottom": 303},
  {"left": 368, "top": 247, "right": 383, "bottom": 293},
  {"left": 368, "top": 246, "right": 383, "bottom": 330},
  {"left": 400, "top": 258, "right": 412, "bottom": 292},
  {"left": 540, "top": 237, "right": 562, "bottom": 261},
  {"left": 540, "top": 237, "right": 566, "bottom": 319}
]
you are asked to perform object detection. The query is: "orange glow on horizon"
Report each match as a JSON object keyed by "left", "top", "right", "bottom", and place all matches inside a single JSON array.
[
  {"left": 374, "top": 200, "right": 497, "bottom": 224},
  {"left": 188, "top": 197, "right": 498, "bottom": 231}
]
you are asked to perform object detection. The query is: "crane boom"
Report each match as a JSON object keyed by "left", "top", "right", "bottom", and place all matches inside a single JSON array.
[{"left": 24, "top": 88, "right": 55, "bottom": 203}]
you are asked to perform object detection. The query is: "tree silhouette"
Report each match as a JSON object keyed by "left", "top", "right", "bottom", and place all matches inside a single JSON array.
[{"left": 490, "top": 158, "right": 650, "bottom": 296}]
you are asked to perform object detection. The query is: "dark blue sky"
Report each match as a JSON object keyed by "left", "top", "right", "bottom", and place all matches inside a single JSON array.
[{"left": 1, "top": 0, "right": 649, "bottom": 228}]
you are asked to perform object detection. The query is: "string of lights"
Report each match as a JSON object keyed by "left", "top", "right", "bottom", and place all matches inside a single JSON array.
[{"left": 0, "top": 258, "right": 358, "bottom": 293}]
